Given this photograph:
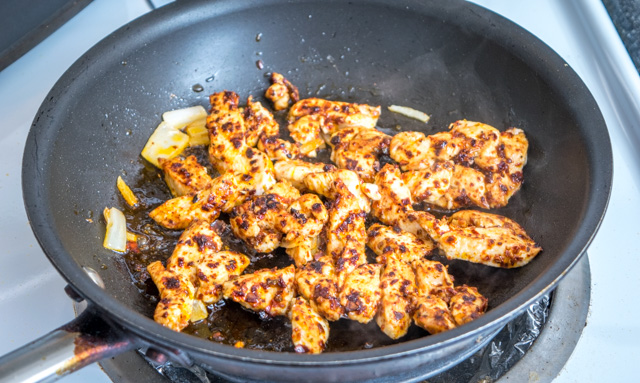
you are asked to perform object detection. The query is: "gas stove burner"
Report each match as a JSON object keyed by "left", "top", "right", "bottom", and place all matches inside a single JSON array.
[{"left": 97, "top": 256, "right": 590, "bottom": 383}]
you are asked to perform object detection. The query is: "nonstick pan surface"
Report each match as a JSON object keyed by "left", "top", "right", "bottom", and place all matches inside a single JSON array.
[{"left": 20, "top": 0, "right": 612, "bottom": 381}]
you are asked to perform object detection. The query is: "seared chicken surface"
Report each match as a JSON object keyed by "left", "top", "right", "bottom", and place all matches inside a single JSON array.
[
  {"left": 274, "top": 159, "right": 336, "bottom": 191},
  {"left": 339, "top": 263, "right": 382, "bottom": 323},
  {"left": 149, "top": 172, "right": 251, "bottom": 230},
  {"left": 265, "top": 72, "right": 299, "bottom": 111},
  {"left": 328, "top": 126, "right": 391, "bottom": 183},
  {"left": 372, "top": 164, "right": 541, "bottom": 268},
  {"left": 289, "top": 297, "right": 330, "bottom": 354},
  {"left": 147, "top": 261, "right": 195, "bottom": 332},
  {"left": 147, "top": 220, "right": 249, "bottom": 331},
  {"left": 276, "top": 193, "right": 329, "bottom": 267},
  {"left": 160, "top": 155, "right": 213, "bottom": 197},
  {"left": 195, "top": 250, "right": 250, "bottom": 304},
  {"left": 223, "top": 265, "right": 296, "bottom": 317},
  {"left": 303, "top": 170, "right": 370, "bottom": 285},
  {"left": 294, "top": 255, "right": 344, "bottom": 321},
  {"left": 287, "top": 98, "right": 381, "bottom": 156},
  {"left": 390, "top": 120, "right": 528, "bottom": 209},
  {"left": 377, "top": 258, "right": 417, "bottom": 339},
  {"left": 229, "top": 180, "right": 300, "bottom": 253}
]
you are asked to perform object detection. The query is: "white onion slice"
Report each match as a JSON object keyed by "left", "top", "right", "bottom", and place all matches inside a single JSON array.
[
  {"left": 388, "top": 105, "right": 431, "bottom": 123},
  {"left": 141, "top": 121, "right": 190, "bottom": 167},
  {"left": 103, "top": 207, "right": 127, "bottom": 253},
  {"left": 162, "top": 105, "right": 207, "bottom": 129}
]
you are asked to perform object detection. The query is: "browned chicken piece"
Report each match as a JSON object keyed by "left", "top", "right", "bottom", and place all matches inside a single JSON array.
[
  {"left": 373, "top": 164, "right": 541, "bottom": 268},
  {"left": 289, "top": 297, "right": 330, "bottom": 354},
  {"left": 243, "top": 95, "right": 279, "bottom": 148},
  {"left": 165, "top": 220, "right": 224, "bottom": 282},
  {"left": 265, "top": 72, "right": 299, "bottom": 111},
  {"left": 439, "top": 210, "right": 542, "bottom": 268},
  {"left": 258, "top": 134, "right": 302, "bottom": 162},
  {"left": 295, "top": 255, "right": 344, "bottom": 321},
  {"left": 366, "top": 223, "right": 435, "bottom": 265},
  {"left": 287, "top": 98, "right": 381, "bottom": 156},
  {"left": 223, "top": 265, "right": 296, "bottom": 317},
  {"left": 244, "top": 95, "right": 302, "bottom": 161},
  {"left": 207, "top": 91, "right": 251, "bottom": 175},
  {"left": 159, "top": 155, "right": 213, "bottom": 197},
  {"left": 411, "top": 258, "right": 456, "bottom": 303},
  {"left": 449, "top": 285, "right": 488, "bottom": 326},
  {"left": 274, "top": 159, "right": 336, "bottom": 191},
  {"left": 372, "top": 164, "right": 450, "bottom": 242},
  {"left": 390, "top": 121, "right": 529, "bottom": 209},
  {"left": 401, "top": 160, "right": 454, "bottom": 205},
  {"left": 304, "top": 171, "right": 369, "bottom": 285},
  {"left": 412, "top": 296, "right": 456, "bottom": 335},
  {"left": 195, "top": 251, "right": 250, "bottom": 304},
  {"left": 147, "top": 261, "right": 195, "bottom": 332},
  {"left": 304, "top": 169, "right": 371, "bottom": 214},
  {"left": 276, "top": 193, "right": 329, "bottom": 267},
  {"left": 376, "top": 258, "right": 417, "bottom": 339},
  {"left": 328, "top": 126, "right": 391, "bottom": 182},
  {"left": 149, "top": 172, "right": 250, "bottom": 230},
  {"left": 229, "top": 181, "right": 300, "bottom": 253},
  {"left": 339, "top": 263, "right": 382, "bottom": 323}
]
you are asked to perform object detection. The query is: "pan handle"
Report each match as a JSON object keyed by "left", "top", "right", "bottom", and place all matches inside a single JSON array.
[{"left": 0, "top": 306, "right": 136, "bottom": 383}]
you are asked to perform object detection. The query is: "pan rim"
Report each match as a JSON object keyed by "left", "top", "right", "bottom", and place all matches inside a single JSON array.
[{"left": 21, "top": 0, "right": 612, "bottom": 365}]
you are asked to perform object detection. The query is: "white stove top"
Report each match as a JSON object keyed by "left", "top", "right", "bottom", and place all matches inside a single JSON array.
[{"left": 0, "top": 1, "right": 638, "bottom": 382}]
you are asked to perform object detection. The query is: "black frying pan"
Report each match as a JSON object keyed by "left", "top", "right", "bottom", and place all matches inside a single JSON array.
[{"left": 3, "top": 0, "right": 612, "bottom": 382}]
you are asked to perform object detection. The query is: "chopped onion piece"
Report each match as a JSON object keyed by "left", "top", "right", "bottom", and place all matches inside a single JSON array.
[
  {"left": 388, "top": 105, "right": 430, "bottom": 123},
  {"left": 162, "top": 105, "right": 207, "bottom": 129},
  {"left": 103, "top": 207, "right": 127, "bottom": 253},
  {"left": 190, "top": 299, "right": 208, "bottom": 322},
  {"left": 141, "top": 121, "right": 190, "bottom": 167},
  {"left": 117, "top": 176, "right": 139, "bottom": 207},
  {"left": 185, "top": 118, "right": 210, "bottom": 146}
]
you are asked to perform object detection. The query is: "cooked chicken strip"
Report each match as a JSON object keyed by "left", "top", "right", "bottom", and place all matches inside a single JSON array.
[
  {"left": 243, "top": 95, "right": 279, "bottom": 148},
  {"left": 412, "top": 258, "right": 456, "bottom": 303},
  {"left": 207, "top": 91, "right": 251, "bottom": 175},
  {"left": 287, "top": 98, "right": 381, "bottom": 156},
  {"left": 149, "top": 172, "right": 250, "bottom": 230},
  {"left": 339, "top": 263, "right": 382, "bottom": 323},
  {"left": 372, "top": 164, "right": 450, "bottom": 241},
  {"left": 439, "top": 210, "right": 542, "bottom": 268},
  {"left": 289, "top": 297, "right": 330, "bottom": 354},
  {"left": 243, "top": 95, "right": 302, "bottom": 161},
  {"left": 265, "top": 72, "right": 299, "bottom": 111},
  {"left": 295, "top": 255, "right": 344, "bottom": 321},
  {"left": 377, "top": 258, "right": 417, "bottom": 339},
  {"left": 328, "top": 126, "right": 391, "bottom": 182},
  {"left": 165, "top": 220, "right": 224, "bottom": 283},
  {"left": 195, "top": 251, "right": 250, "bottom": 304},
  {"left": 159, "top": 155, "right": 213, "bottom": 197},
  {"left": 373, "top": 164, "right": 541, "bottom": 268},
  {"left": 276, "top": 193, "right": 328, "bottom": 266},
  {"left": 412, "top": 296, "right": 456, "bottom": 335},
  {"left": 304, "top": 171, "right": 369, "bottom": 284},
  {"left": 366, "top": 224, "right": 435, "bottom": 265},
  {"left": 390, "top": 121, "right": 529, "bottom": 209},
  {"left": 223, "top": 265, "right": 296, "bottom": 317},
  {"left": 147, "top": 261, "right": 195, "bottom": 332},
  {"left": 229, "top": 181, "right": 300, "bottom": 253},
  {"left": 274, "top": 159, "right": 336, "bottom": 191},
  {"left": 449, "top": 285, "right": 488, "bottom": 326}
]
